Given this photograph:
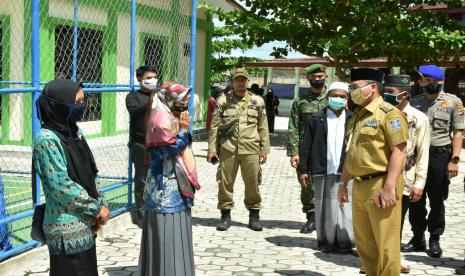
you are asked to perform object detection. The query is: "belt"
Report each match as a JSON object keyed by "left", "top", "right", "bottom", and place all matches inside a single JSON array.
[
  {"left": 356, "top": 171, "right": 387, "bottom": 181},
  {"left": 430, "top": 145, "right": 451, "bottom": 154}
]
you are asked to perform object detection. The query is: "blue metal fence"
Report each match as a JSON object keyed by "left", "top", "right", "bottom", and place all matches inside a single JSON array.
[{"left": 0, "top": 0, "right": 197, "bottom": 261}]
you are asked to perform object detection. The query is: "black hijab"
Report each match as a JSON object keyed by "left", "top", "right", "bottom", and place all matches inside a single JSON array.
[{"left": 37, "top": 79, "right": 99, "bottom": 199}]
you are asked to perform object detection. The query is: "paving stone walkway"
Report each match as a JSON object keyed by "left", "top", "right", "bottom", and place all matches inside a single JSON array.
[{"left": 5, "top": 117, "right": 465, "bottom": 275}]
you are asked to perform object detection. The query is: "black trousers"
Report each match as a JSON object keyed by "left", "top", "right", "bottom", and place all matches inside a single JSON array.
[
  {"left": 50, "top": 246, "right": 98, "bottom": 276},
  {"left": 408, "top": 150, "right": 450, "bottom": 237},
  {"left": 267, "top": 115, "right": 275, "bottom": 133},
  {"left": 401, "top": 195, "right": 410, "bottom": 237},
  {"left": 129, "top": 142, "right": 148, "bottom": 212}
]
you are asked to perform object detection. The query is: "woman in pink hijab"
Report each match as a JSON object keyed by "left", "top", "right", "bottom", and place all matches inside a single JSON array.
[{"left": 139, "top": 81, "right": 200, "bottom": 276}]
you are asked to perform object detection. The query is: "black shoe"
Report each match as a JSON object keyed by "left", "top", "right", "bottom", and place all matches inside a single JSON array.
[
  {"left": 427, "top": 238, "right": 443, "bottom": 258},
  {"left": 300, "top": 213, "right": 316, "bottom": 234},
  {"left": 401, "top": 235, "right": 426, "bottom": 252},
  {"left": 216, "top": 210, "right": 231, "bottom": 231},
  {"left": 455, "top": 264, "right": 465, "bottom": 275},
  {"left": 248, "top": 209, "right": 263, "bottom": 231}
]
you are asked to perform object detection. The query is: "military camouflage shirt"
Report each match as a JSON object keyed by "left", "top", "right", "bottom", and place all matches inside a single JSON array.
[{"left": 287, "top": 89, "right": 327, "bottom": 157}]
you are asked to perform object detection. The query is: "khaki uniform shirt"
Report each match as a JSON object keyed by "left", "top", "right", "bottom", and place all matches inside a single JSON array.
[
  {"left": 346, "top": 97, "right": 408, "bottom": 177},
  {"left": 287, "top": 89, "right": 327, "bottom": 156},
  {"left": 402, "top": 103, "right": 430, "bottom": 196},
  {"left": 410, "top": 91, "right": 465, "bottom": 146},
  {"left": 208, "top": 91, "right": 270, "bottom": 155}
]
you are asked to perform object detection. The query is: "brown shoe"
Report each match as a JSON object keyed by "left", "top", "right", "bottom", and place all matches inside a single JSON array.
[
  {"left": 359, "top": 266, "right": 366, "bottom": 274},
  {"left": 401, "top": 264, "right": 410, "bottom": 274}
]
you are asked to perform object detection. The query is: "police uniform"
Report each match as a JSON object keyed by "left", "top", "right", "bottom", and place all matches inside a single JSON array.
[
  {"left": 345, "top": 69, "right": 408, "bottom": 276},
  {"left": 409, "top": 90, "right": 464, "bottom": 243},
  {"left": 287, "top": 64, "right": 327, "bottom": 226},
  {"left": 208, "top": 68, "right": 270, "bottom": 231}
]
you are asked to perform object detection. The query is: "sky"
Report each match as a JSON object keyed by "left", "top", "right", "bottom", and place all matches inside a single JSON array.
[{"left": 213, "top": 18, "right": 308, "bottom": 60}]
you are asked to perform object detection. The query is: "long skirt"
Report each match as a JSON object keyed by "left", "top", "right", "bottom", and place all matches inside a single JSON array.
[
  {"left": 139, "top": 209, "right": 195, "bottom": 276},
  {"left": 313, "top": 174, "right": 355, "bottom": 251},
  {"left": 49, "top": 245, "right": 98, "bottom": 276}
]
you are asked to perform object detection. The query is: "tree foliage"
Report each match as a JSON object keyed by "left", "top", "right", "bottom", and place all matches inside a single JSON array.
[
  {"left": 211, "top": 27, "right": 265, "bottom": 83},
  {"left": 216, "top": 0, "right": 465, "bottom": 76}
]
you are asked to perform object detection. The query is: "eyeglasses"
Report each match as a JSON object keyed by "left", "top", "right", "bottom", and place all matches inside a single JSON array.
[{"left": 349, "top": 81, "right": 374, "bottom": 91}]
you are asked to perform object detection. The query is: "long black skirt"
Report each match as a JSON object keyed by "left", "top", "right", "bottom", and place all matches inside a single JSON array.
[
  {"left": 49, "top": 245, "right": 98, "bottom": 276},
  {"left": 139, "top": 209, "right": 195, "bottom": 276}
]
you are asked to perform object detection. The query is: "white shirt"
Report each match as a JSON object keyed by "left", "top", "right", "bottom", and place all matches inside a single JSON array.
[
  {"left": 402, "top": 103, "right": 430, "bottom": 195},
  {"left": 326, "top": 108, "right": 346, "bottom": 174}
]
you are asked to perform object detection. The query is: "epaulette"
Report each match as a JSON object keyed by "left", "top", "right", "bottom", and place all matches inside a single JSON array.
[
  {"left": 444, "top": 92, "right": 459, "bottom": 100},
  {"left": 380, "top": 102, "right": 395, "bottom": 113}
]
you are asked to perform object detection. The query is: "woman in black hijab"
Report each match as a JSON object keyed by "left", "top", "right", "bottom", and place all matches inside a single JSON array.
[
  {"left": 32, "top": 79, "right": 110, "bottom": 276},
  {"left": 265, "top": 88, "right": 280, "bottom": 133}
]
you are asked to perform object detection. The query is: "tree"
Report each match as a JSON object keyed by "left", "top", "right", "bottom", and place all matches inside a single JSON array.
[
  {"left": 216, "top": 0, "right": 465, "bottom": 77},
  {"left": 211, "top": 26, "right": 265, "bottom": 84}
]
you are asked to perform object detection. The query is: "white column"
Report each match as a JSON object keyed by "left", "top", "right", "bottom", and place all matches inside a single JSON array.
[{"left": 294, "top": 67, "right": 301, "bottom": 99}]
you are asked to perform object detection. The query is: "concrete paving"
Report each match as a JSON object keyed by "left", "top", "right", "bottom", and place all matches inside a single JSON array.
[{"left": 3, "top": 116, "right": 465, "bottom": 275}]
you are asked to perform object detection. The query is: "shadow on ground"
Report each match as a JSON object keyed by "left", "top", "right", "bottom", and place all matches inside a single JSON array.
[
  {"left": 275, "top": 270, "right": 326, "bottom": 276},
  {"left": 105, "top": 266, "right": 138, "bottom": 275},
  {"left": 265, "top": 235, "right": 317, "bottom": 249},
  {"left": 192, "top": 217, "right": 303, "bottom": 230},
  {"left": 404, "top": 254, "right": 464, "bottom": 270}
]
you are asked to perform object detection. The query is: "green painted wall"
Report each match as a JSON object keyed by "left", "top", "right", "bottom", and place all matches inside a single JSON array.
[{"left": 0, "top": 0, "right": 210, "bottom": 145}]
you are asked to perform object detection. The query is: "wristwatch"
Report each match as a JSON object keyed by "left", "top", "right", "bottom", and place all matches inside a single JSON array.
[{"left": 451, "top": 156, "right": 460, "bottom": 164}]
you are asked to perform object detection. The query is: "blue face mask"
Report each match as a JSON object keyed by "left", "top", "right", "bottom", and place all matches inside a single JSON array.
[
  {"left": 328, "top": 97, "right": 347, "bottom": 111},
  {"left": 67, "top": 102, "right": 86, "bottom": 123}
]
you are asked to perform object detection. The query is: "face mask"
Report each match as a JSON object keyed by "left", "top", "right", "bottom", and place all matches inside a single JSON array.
[
  {"left": 350, "top": 84, "right": 373, "bottom": 105},
  {"left": 420, "top": 82, "right": 441, "bottom": 94},
  {"left": 310, "top": 79, "right": 325, "bottom": 89},
  {"left": 328, "top": 97, "right": 347, "bottom": 111},
  {"left": 141, "top": 78, "right": 158, "bottom": 90},
  {"left": 67, "top": 102, "right": 86, "bottom": 123},
  {"left": 383, "top": 91, "right": 407, "bottom": 107}
]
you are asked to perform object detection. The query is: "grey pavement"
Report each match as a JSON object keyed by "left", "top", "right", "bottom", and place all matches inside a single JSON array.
[{"left": 3, "top": 116, "right": 465, "bottom": 275}]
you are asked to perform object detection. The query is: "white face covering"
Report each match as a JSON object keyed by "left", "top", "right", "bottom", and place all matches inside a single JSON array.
[{"left": 141, "top": 78, "right": 158, "bottom": 90}]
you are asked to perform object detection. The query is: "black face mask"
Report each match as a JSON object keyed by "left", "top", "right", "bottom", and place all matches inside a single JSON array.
[
  {"left": 310, "top": 79, "right": 325, "bottom": 89},
  {"left": 67, "top": 102, "right": 87, "bottom": 123},
  {"left": 420, "top": 82, "right": 442, "bottom": 94}
]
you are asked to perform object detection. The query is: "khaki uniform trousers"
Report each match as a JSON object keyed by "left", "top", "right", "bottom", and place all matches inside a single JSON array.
[
  {"left": 352, "top": 175, "right": 403, "bottom": 276},
  {"left": 217, "top": 150, "right": 262, "bottom": 210}
]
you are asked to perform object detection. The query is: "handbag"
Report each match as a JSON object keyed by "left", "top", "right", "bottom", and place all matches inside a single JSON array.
[{"left": 30, "top": 204, "right": 46, "bottom": 243}]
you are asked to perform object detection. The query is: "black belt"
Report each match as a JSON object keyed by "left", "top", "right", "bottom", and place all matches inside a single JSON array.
[
  {"left": 357, "top": 171, "right": 387, "bottom": 181},
  {"left": 430, "top": 145, "right": 451, "bottom": 154}
]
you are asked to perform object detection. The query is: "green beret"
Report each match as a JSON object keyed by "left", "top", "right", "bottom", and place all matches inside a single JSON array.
[{"left": 305, "top": 64, "right": 326, "bottom": 75}]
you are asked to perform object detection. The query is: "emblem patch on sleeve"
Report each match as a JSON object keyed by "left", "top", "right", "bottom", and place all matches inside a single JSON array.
[{"left": 390, "top": 119, "right": 401, "bottom": 130}]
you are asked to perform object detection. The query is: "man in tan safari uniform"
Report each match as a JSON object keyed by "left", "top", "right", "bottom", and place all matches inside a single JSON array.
[{"left": 207, "top": 68, "right": 270, "bottom": 232}]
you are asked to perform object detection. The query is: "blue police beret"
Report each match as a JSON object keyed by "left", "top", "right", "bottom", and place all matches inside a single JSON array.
[{"left": 418, "top": 65, "right": 444, "bottom": 80}]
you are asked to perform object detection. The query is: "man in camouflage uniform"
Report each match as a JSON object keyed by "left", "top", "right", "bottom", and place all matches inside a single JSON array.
[{"left": 288, "top": 64, "right": 328, "bottom": 233}]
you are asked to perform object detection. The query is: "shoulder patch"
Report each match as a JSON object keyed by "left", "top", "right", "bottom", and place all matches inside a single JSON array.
[
  {"left": 390, "top": 119, "right": 402, "bottom": 131},
  {"left": 456, "top": 103, "right": 464, "bottom": 115}
]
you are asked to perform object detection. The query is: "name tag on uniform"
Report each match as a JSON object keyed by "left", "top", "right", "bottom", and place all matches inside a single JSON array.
[{"left": 364, "top": 119, "right": 378, "bottom": 128}]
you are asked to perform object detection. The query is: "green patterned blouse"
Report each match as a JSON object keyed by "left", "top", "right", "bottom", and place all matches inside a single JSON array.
[{"left": 32, "top": 129, "right": 107, "bottom": 255}]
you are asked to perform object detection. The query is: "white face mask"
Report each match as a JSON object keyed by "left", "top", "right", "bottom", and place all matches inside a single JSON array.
[{"left": 141, "top": 78, "right": 158, "bottom": 90}]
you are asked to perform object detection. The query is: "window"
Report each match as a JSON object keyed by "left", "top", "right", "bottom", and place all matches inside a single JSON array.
[
  {"left": 144, "top": 38, "right": 164, "bottom": 81},
  {"left": 55, "top": 25, "right": 103, "bottom": 121}
]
